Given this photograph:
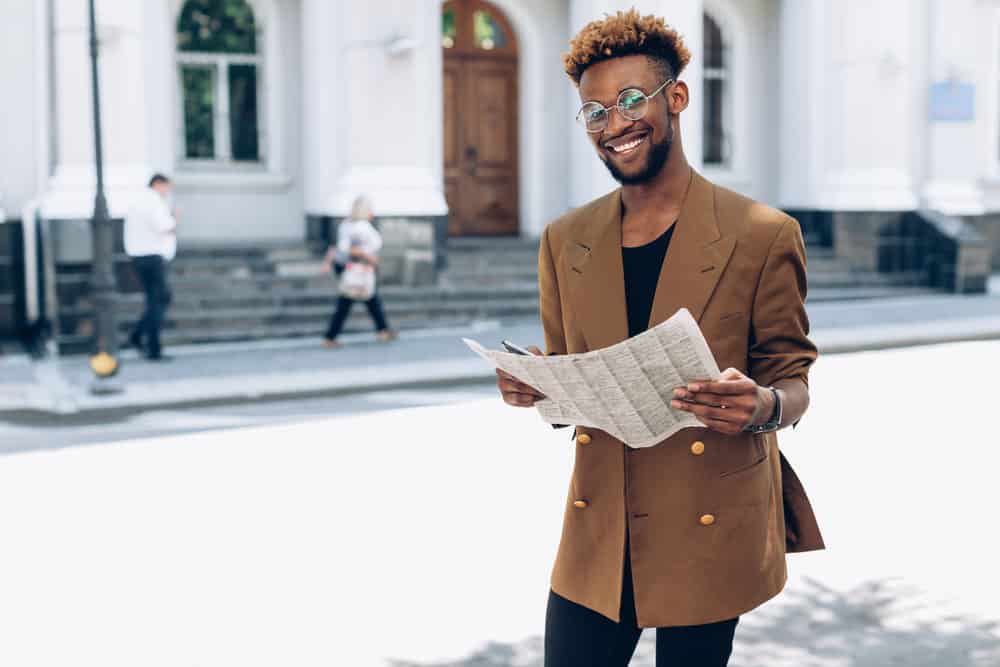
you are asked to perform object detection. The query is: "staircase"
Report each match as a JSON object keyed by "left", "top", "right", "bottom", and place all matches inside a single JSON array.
[
  {"left": 53, "top": 240, "right": 543, "bottom": 353},
  {"left": 52, "top": 235, "right": 940, "bottom": 354},
  {"left": 803, "top": 246, "right": 937, "bottom": 300}
]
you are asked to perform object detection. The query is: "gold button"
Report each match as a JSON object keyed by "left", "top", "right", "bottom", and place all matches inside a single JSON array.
[
  {"left": 690, "top": 441, "right": 705, "bottom": 455},
  {"left": 573, "top": 499, "right": 589, "bottom": 509},
  {"left": 699, "top": 514, "right": 716, "bottom": 526},
  {"left": 576, "top": 433, "right": 592, "bottom": 445}
]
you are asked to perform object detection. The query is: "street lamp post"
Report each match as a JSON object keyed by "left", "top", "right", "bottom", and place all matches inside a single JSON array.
[{"left": 87, "top": 0, "right": 121, "bottom": 390}]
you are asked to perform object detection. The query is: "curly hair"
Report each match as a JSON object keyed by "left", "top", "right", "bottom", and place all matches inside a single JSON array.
[{"left": 563, "top": 9, "right": 692, "bottom": 85}]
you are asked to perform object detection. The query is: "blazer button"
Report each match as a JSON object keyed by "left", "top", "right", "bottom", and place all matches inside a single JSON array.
[
  {"left": 576, "top": 433, "right": 592, "bottom": 445},
  {"left": 699, "top": 514, "right": 716, "bottom": 526},
  {"left": 690, "top": 441, "right": 706, "bottom": 455},
  {"left": 573, "top": 499, "right": 589, "bottom": 509}
]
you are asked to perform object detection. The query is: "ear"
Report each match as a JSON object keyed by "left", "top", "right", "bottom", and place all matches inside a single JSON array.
[{"left": 667, "top": 80, "right": 690, "bottom": 114}]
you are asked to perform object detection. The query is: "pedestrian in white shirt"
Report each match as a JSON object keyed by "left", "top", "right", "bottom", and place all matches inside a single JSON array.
[
  {"left": 124, "top": 174, "right": 177, "bottom": 361},
  {"left": 320, "top": 195, "right": 397, "bottom": 347}
]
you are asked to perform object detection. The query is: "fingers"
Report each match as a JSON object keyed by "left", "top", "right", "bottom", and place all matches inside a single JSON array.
[
  {"left": 495, "top": 369, "right": 546, "bottom": 407},
  {"left": 527, "top": 346, "right": 543, "bottom": 356},
  {"left": 502, "top": 391, "right": 542, "bottom": 408},
  {"left": 694, "top": 415, "right": 745, "bottom": 435},
  {"left": 671, "top": 398, "right": 744, "bottom": 425},
  {"left": 496, "top": 369, "right": 536, "bottom": 390},
  {"left": 682, "top": 376, "right": 756, "bottom": 397}
]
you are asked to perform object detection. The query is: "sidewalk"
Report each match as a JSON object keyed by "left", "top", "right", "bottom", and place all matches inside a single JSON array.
[{"left": 3, "top": 288, "right": 1000, "bottom": 416}]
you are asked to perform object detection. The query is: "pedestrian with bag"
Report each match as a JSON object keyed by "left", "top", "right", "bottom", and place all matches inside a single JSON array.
[{"left": 320, "top": 195, "right": 397, "bottom": 348}]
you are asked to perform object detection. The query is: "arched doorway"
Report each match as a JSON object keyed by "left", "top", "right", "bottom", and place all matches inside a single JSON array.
[{"left": 442, "top": 0, "right": 519, "bottom": 236}]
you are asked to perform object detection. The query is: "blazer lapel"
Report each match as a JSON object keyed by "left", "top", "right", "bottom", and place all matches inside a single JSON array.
[
  {"left": 565, "top": 190, "right": 630, "bottom": 351},
  {"left": 647, "top": 171, "right": 736, "bottom": 329}
]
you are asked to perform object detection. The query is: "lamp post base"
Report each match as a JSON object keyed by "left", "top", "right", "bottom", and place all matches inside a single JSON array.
[{"left": 89, "top": 377, "right": 125, "bottom": 396}]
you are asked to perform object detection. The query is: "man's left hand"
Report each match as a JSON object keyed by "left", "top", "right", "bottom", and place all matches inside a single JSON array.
[{"left": 670, "top": 367, "right": 773, "bottom": 435}]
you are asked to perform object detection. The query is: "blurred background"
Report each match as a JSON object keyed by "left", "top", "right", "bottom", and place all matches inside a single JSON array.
[{"left": 1, "top": 1, "right": 999, "bottom": 666}]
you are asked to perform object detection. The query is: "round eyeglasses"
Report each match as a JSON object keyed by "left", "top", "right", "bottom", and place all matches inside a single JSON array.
[{"left": 575, "top": 78, "right": 675, "bottom": 133}]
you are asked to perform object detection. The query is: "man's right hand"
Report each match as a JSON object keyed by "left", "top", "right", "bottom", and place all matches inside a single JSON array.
[{"left": 495, "top": 345, "right": 546, "bottom": 407}]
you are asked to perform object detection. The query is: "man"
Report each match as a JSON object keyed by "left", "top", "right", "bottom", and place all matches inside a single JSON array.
[
  {"left": 125, "top": 173, "right": 177, "bottom": 361},
  {"left": 495, "top": 10, "right": 824, "bottom": 667}
]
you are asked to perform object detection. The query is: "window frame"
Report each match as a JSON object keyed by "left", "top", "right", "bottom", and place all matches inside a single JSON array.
[
  {"left": 702, "top": 10, "right": 732, "bottom": 169},
  {"left": 700, "top": 1, "right": 750, "bottom": 188},
  {"left": 173, "top": 0, "right": 270, "bottom": 174}
]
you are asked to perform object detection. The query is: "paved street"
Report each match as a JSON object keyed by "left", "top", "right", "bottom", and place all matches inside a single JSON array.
[{"left": 0, "top": 341, "right": 997, "bottom": 666}]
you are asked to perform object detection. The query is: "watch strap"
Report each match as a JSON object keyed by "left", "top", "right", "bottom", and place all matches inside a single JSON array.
[{"left": 744, "top": 385, "right": 781, "bottom": 434}]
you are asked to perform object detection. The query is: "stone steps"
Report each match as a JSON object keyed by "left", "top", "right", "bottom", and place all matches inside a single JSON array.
[{"left": 52, "top": 237, "right": 939, "bottom": 353}]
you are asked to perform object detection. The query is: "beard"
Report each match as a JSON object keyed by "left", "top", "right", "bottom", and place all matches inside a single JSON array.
[{"left": 601, "top": 120, "right": 674, "bottom": 185}]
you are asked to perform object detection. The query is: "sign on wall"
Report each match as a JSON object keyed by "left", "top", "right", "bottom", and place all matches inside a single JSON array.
[{"left": 929, "top": 82, "right": 975, "bottom": 122}]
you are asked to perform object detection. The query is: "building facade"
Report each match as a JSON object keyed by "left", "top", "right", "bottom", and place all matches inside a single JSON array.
[{"left": 1, "top": 0, "right": 999, "bottom": 263}]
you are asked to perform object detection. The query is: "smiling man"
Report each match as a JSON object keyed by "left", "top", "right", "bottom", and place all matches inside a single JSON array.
[{"left": 495, "top": 10, "right": 825, "bottom": 667}]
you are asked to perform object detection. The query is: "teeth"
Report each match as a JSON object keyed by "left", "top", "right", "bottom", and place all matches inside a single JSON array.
[{"left": 611, "top": 136, "right": 644, "bottom": 153}]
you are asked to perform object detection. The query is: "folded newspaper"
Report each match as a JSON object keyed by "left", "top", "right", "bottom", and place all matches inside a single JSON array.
[{"left": 463, "top": 308, "right": 721, "bottom": 448}]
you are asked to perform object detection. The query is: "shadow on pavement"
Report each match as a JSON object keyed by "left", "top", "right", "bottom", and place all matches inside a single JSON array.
[{"left": 390, "top": 577, "right": 1000, "bottom": 667}]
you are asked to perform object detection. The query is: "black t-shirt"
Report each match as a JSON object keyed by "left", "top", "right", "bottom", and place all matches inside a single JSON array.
[{"left": 622, "top": 225, "right": 675, "bottom": 338}]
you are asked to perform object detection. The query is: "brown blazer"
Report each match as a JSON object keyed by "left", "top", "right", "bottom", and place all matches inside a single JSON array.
[{"left": 539, "top": 171, "right": 824, "bottom": 628}]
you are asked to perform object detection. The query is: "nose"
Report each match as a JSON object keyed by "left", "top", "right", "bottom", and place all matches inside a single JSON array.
[{"left": 603, "top": 106, "right": 635, "bottom": 140}]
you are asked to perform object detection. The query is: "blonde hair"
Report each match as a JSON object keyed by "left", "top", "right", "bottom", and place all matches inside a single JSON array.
[
  {"left": 563, "top": 9, "right": 691, "bottom": 85},
  {"left": 350, "top": 195, "right": 374, "bottom": 221}
]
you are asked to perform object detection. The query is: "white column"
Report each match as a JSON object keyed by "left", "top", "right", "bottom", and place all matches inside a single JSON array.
[
  {"left": 567, "top": 0, "right": 703, "bottom": 208},
  {"left": 921, "top": 0, "right": 986, "bottom": 215},
  {"left": 41, "top": 0, "right": 166, "bottom": 220},
  {"left": 778, "top": 0, "right": 919, "bottom": 211},
  {"left": 302, "top": 0, "right": 447, "bottom": 219}
]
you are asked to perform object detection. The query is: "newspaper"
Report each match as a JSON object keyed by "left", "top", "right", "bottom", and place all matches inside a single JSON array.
[{"left": 463, "top": 308, "right": 721, "bottom": 448}]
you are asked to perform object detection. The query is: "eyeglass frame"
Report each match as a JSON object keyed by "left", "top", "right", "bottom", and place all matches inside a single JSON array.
[{"left": 575, "top": 77, "right": 676, "bottom": 133}]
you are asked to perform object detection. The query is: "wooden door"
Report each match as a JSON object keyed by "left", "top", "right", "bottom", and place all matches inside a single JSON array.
[{"left": 443, "top": 0, "right": 519, "bottom": 236}]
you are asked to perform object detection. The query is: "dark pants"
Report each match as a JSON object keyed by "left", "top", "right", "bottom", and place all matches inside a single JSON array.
[
  {"left": 130, "top": 255, "right": 172, "bottom": 357},
  {"left": 545, "top": 543, "right": 738, "bottom": 667},
  {"left": 324, "top": 294, "right": 390, "bottom": 340}
]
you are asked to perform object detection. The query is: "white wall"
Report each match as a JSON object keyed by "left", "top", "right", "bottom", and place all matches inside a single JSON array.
[
  {"left": 0, "top": 0, "right": 46, "bottom": 214},
  {"left": 923, "top": 0, "right": 989, "bottom": 214},
  {"left": 701, "top": 0, "right": 780, "bottom": 206},
  {"left": 303, "top": 0, "right": 447, "bottom": 222},
  {"left": 778, "top": 0, "right": 920, "bottom": 212},
  {"left": 492, "top": 0, "right": 572, "bottom": 237},
  {"left": 170, "top": 0, "right": 305, "bottom": 243}
]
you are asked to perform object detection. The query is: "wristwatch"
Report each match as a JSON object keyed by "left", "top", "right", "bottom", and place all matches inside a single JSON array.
[{"left": 743, "top": 385, "right": 781, "bottom": 434}]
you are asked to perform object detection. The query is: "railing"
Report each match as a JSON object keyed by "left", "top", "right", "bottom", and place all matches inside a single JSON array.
[{"left": 19, "top": 202, "right": 61, "bottom": 357}]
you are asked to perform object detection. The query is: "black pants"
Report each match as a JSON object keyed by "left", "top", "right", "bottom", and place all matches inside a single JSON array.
[
  {"left": 324, "top": 294, "right": 390, "bottom": 340},
  {"left": 130, "top": 255, "right": 172, "bottom": 357},
  {"left": 545, "top": 544, "right": 738, "bottom": 667}
]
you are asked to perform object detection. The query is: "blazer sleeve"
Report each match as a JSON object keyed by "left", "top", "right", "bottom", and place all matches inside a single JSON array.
[
  {"left": 538, "top": 225, "right": 567, "bottom": 356},
  {"left": 747, "top": 217, "right": 817, "bottom": 389}
]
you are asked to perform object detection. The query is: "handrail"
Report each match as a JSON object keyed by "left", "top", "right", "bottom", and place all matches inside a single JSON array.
[
  {"left": 19, "top": 201, "right": 61, "bottom": 357},
  {"left": 21, "top": 201, "right": 39, "bottom": 323},
  {"left": 39, "top": 213, "right": 60, "bottom": 356}
]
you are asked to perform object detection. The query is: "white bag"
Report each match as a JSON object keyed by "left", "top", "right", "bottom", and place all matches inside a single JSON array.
[{"left": 339, "top": 262, "right": 376, "bottom": 300}]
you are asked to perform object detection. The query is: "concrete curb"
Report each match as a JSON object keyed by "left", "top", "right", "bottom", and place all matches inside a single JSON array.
[
  {"left": 2, "top": 318, "right": 999, "bottom": 418},
  {"left": 813, "top": 316, "right": 1000, "bottom": 354}
]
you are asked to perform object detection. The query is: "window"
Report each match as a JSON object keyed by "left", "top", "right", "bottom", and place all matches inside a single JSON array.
[
  {"left": 703, "top": 12, "right": 729, "bottom": 167},
  {"left": 442, "top": 7, "right": 456, "bottom": 48},
  {"left": 177, "top": 0, "right": 262, "bottom": 165},
  {"left": 472, "top": 9, "right": 507, "bottom": 51},
  {"left": 441, "top": 1, "right": 514, "bottom": 55}
]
